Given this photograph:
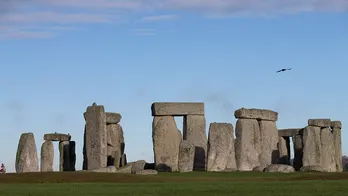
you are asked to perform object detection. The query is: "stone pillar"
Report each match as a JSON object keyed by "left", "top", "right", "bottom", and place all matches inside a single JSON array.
[
  {"left": 69, "top": 141, "right": 76, "bottom": 171},
  {"left": 83, "top": 102, "right": 107, "bottom": 170},
  {"left": 59, "top": 141, "right": 70, "bottom": 171},
  {"left": 183, "top": 115, "right": 207, "bottom": 171},
  {"left": 320, "top": 127, "right": 336, "bottom": 172},
  {"left": 278, "top": 136, "right": 290, "bottom": 165},
  {"left": 207, "top": 123, "right": 236, "bottom": 172},
  {"left": 15, "top": 133, "right": 39, "bottom": 173},
  {"left": 331, "top": 121, "right": 343, "bottom": 172},
  {"left": 106, "top": 123, "right": 124, "bottom": 167},
  {"left": 178, "top": 140, "right": 195, "bottom": 172},
  {"left": 40, "top": 140, "right": 54, "bottom": 172},
  {"left": 293, "top": 133, "right": 303, "bottom": 171}
]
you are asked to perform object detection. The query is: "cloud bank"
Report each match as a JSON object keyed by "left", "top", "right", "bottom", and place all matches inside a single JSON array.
[{"left": 1, "top": 0, "right": 347, "bottom": 39}]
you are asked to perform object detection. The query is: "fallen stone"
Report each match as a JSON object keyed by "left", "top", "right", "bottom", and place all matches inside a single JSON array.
[
  {"left": 152, "top": 116, "right": 181, "bottom": 172},
  {"left": 234, "top": 108, "right": 278, "bottom": 121},
  {"left": 331, "top": 121, "right": 342, "bottom": 129},
  {"left": 308, "top": 119, "right": 331, "bottom": 127},
  {"left": 131, "top": 160, "right": 147, "bottom": 174},
  {"left": 178, "top": 140, "right": 195, "bottom": 172},
  {"left": 278, "top": 137, "right": 290, "bottom": 165},
  {"left": 300, "top": 165, "right": 323, "bottom": 172},
  {"left": 207, "top": 123, "right": 236, "bottom": 172},
  {"left": 332, "top": 127, "right": 343, "bottom": 172},
  {"left": 292, "top": 134, "right": 303, "bottom": 171},
  {"left": 105, "top": 112, "right": 122, "bottom": 124},
  {"left": 44, "top": 133, "right": 71, "bottom": 142},
  {"left": 259, "top": 120, "right": 279, "bottom": 167},
  {"left": 320, "top": 128, "right": 336, "bottom": 172},
  {"left": 264, "top": 164, "right": 295, "bottom": 173},
  {"left": 135, "top": 170, "right": 158, "bottom": 175},
  {"left": 83, "top": 103, "right": 107, "bottom": 170},
  {"left": 183, "top": 115, "right": 207, "bottom": 170},
  {"left": 235, "top": 119, "right": 261, "bottom": 171},
  {"left": 89, "top": 166, "right": 117, "bottom": 173},
  {"left": 151, "top": 102, "right": 204, "bottom": 116},
  {"left": 16, "top": 133, "right": 39, "bottom": 173},
  {"left": 302, "top": 126, "right": 322, "bottom": 167},
  {"left": 40, "top": 140, "right": 54, "bottom": 172},
  {"left": 115, "top": 165, "right": 132, "bottom": 174},
  {"left": 252, "top": 166, "right": 266, "bottom": 172},
  {"left": 278, "top": 129, "right": 301, "bottom": 137}
]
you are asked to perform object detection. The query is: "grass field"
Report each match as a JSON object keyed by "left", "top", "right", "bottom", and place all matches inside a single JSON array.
[{"left": 1, "top": 171, "right": 348, "bottom": 196}]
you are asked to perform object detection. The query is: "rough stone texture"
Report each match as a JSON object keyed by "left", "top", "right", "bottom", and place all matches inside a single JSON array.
[
  {"left": 107, "top": 150, "right": 121, "bottom": 168},
  {"left": 332, "top": 127, "right": 343, "bottom": 172},
  {"left": 278, "top": 137, "right": 290, "bottom": 165},
  {"left": 293, "top": 134, "right": 303, "bottom": 171},
  {"left": 135, "top": 170, "right": 158, "bottom": 175},
  {"left": 320, "top": 128, "right": 336, "bottom": 172},
  {"left": 90, "top": 166, "right": 117, "bottom": 173},
  {"left": 131, "top": 160, "right": 147, "bottom": 174},
  {"left": 16, "top": 133, "right": 39, "bottom": 173},
  {"left": 83, "top": 103, "right": 107, "bottom": 170},
  {"left": 107, "top": 124, "right": 125, "bottom": 158},
  {"left": 331, "top": 121, "right": 342, "bottom": 129},
  {"left": 264, "top": 164, "right": 295, "bottom": 173},
  {"left": 252, "top": 166, "right": 266, "bottom": 172},
  {"left": 105, "top": 112, "right": 122, "bottom": 124},
  {"left": 235, "top": 119, "right": 261, "bottom": 171},
  {"left": 308, "top": 119, "right": 331, "bottom": 127},
  {"left": 44, "top": 133, "right": 71, "bottom": 141},
  {"left": 115, "top": 165, "right": 132, "bottom": 174},
  {"left": 278, "top": 129, "right": 301, "bottom": 137},
  {"left": 183, "top": 115, "right": 207, "bottom": 171},
  {"left": 59, "top": 141, "right": 70, "bottom": 171},
  {"left": 69, "top": 141, "right": 76, "bottom": 171},
  {"left": 178, "top": 140, "right": 195, "bottom": 172},
  {"left": 300, "top": 165, "right": 323, "bottom": 172},
  {"left": 259, "top": 120, "right": 279, "bottom": 167},
  {"left": 152, "top": 116, "right": 181, "bottom": 172},
  {"left": 234, "top": 108, "right": 278, "bottom": 121},
  {"left": 151, "top": 102, "right": 204, "bottom": 116},
  {"left": 40, "top": 140, "right": 54, "bottom": 172},
  {"left": 120, "top": 153, "right": 127, "bottom": 167},
  {"left": 302, "top": 126, "right": 322, "bottom": 167},
  {"left": 207, "top": 123, "right": 236, "bottom": 172}
]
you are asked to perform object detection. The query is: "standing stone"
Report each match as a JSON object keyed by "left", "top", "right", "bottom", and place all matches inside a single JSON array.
[
  {"left": 302, "top": 126, "right": 322, "bottom": 167},
  {"left": 235, "top": 119, "right": 261, "bottom": 171},
  {"left": 259, "top": 120, "right": 279, "bottom": 167},
  {"left": 69, "top": 141, "right": 76, "bottom": 171},
  {"left": 83, "top": 103, "right": 107, "bottom": 170},
  {"left": 320, "top": 128, "right": 336, "bottom": 172},
  {"left": 121, "top": 153, "right": 127, "bottom": 167},
  {"left": 183, "top": 115, "right": 207, "bottom": 171},
  {"left": 59, "top": 141, "right": 70, "bottom": 171},
  {"left": 40, "top": 141, "right": 54, "bottom": 172},
  {"left": 107, "top": 124, "right": 125, "bottom": 167},
  {"left": 152, "top": 116, "right": 181, "bottom": 172},
  {"left": 278, "top": 137, "right": 290, "bottom": 165},
  {"left": 207, "top": 123, "right": 236, "bottom": 172},
  {"left": 332, "top": 127, "right": 343, "bottom": 172},
  {"left": 293, "top": 134, "right": 303, "bottom": 171},
  {"left": 15, "top": 133, "right": 39, "bottom": 173},
  {"left": 178, "top": 140, "right": 195, "bottom": 172}
]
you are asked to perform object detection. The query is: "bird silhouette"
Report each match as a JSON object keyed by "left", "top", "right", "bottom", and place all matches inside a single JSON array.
[{"left": 276, "top": 68, "right": 292, "bottom": 73}]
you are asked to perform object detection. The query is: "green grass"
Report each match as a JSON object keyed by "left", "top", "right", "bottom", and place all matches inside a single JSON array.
[{"left": 1, "top": 172, "right": 348, "bottom": 196}]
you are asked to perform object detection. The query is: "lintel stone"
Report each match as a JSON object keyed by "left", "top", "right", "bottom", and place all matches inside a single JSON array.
[
  {"left": 151, "top": 102, "right": 204, "bottom": 116},
  {"left": 278, "top": 128, "right": 301, "bottom": 137},
  {"left": 331, "top": 121, "right": 342, "bottom": 129},
  {"left": 308, "top": 119, "right": 331, "bottom": 127},
  {"left": 106, "top": 112, "right": 122, "bottom": 124},
  {"left": 44, "top": 133, "right": 71, "bottom": 141},
  {"left": 234, "top": 108, "right": 278, "bottom": 121}
]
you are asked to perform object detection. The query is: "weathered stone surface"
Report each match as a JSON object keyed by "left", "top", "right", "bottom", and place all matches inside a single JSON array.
[
  {"left": 83, "top": 103, "right": 107, "bottom": 170},
  {"left": 278, "top": 129, "right": 301, "bottom": 137},
  {"left": 235, "top": 119, "right": 261, "bottom": 171},
  {"left": 234, "top": 108, "right": 278, "bottom": 121},
  {"left": 153, "top": 116, "right": 181, "bottom": 172},
  {"left": 259, "top": 120, "right": 279, "bottom": 167},
  {"left": 178, "top": 140, "right": 195, "bottom": 172},
  {"left": 207, "top": 123, "right": 236, "bottom": 172},
  {"left": 40, "top": 141, "right": 54, "bottom": 172},
  {"left": 183, "top": 115, "right": 207, "bottom": 171},
  {"left": 320, "top": 128, "right": 336, "bottom": 172},
  {"left": 308, "top": 119, "right": 331, "bottom": 127},
  {"left": 16, "top": 133, "right": 39, "bottom": 173},
  {"left": 59, "top": 141, "right": 70, "bottom": 171},
  {"left": 107, "top": 150, "right": 121, "bottom": 168},
  {"left": 90, "top": 166, "right": 117, "bottom": 173},
  {"left": 107, "top": 124, "right": 125, "bottom": 155},
  {"left": 278, "top": 137, "right": 290, "bottom": 165},
  {"left": 131, "top": 160, "right": 147, "bottom": 174},
  {"left": 302, "top": 126, "right": 322, "bottom": 167},
  {"left": 252, "top": 166, "right": 266, "bottom": 172},
  {"left": 115, "top": 165, "right": 132, "bottom": 174},
  {"left": 121, "top": 153, "right": 127, "bottom": 167},
  {"left": 135, "top": 170, "right": 158, "bottom": 175},
  {"left": 69, "top": 141, "right": 76, "bottom": 171},
  {"left": 332, "top": 127, "right": 343, "bottom": 172},
  {"left": 300, "top": 165, "right": 323, "bottom": 172},
  {"left": 293, "top": 134, "right": 303, "bottom": 171},
  {"left": 151, "top": 102, "right": 204, "bottom": 116},
  {"left": 105, "top": 112, "right": 122, "bottom": 124},
  {"left": 331, "top": 121, "right": 342, "bottom": 129},
  {"left": 264, "top": 164, "right": 295, "bottom": 173},
  {"left": 44, "top": 133, "right": 71, "bottom": 141}
]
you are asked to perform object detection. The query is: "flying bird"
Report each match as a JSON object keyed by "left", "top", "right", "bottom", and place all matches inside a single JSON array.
[{"left": 276, "top": 68, "right": 292, "bottom": 73}]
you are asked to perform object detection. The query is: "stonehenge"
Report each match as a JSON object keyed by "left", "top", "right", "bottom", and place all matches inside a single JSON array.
[{"left": 14, "top": 101, "right": 344, "bottom": 174}]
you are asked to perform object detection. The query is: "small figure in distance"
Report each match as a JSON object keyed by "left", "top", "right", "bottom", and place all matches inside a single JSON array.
[
  {"left": 0, "top": 163, "right": 6, "bottom": 174},
  {"left": 276, "top": 68, "right": 292, "bottom": 73}
]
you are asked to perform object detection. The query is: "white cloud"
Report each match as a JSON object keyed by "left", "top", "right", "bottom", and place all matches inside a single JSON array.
[{"left": 140, "top": 14, "right": 179, "bottom": 22}]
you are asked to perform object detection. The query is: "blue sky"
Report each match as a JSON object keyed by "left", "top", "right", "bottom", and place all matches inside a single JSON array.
[{"left": 1, "top": 0, "right": 348, "bottom": 172}]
